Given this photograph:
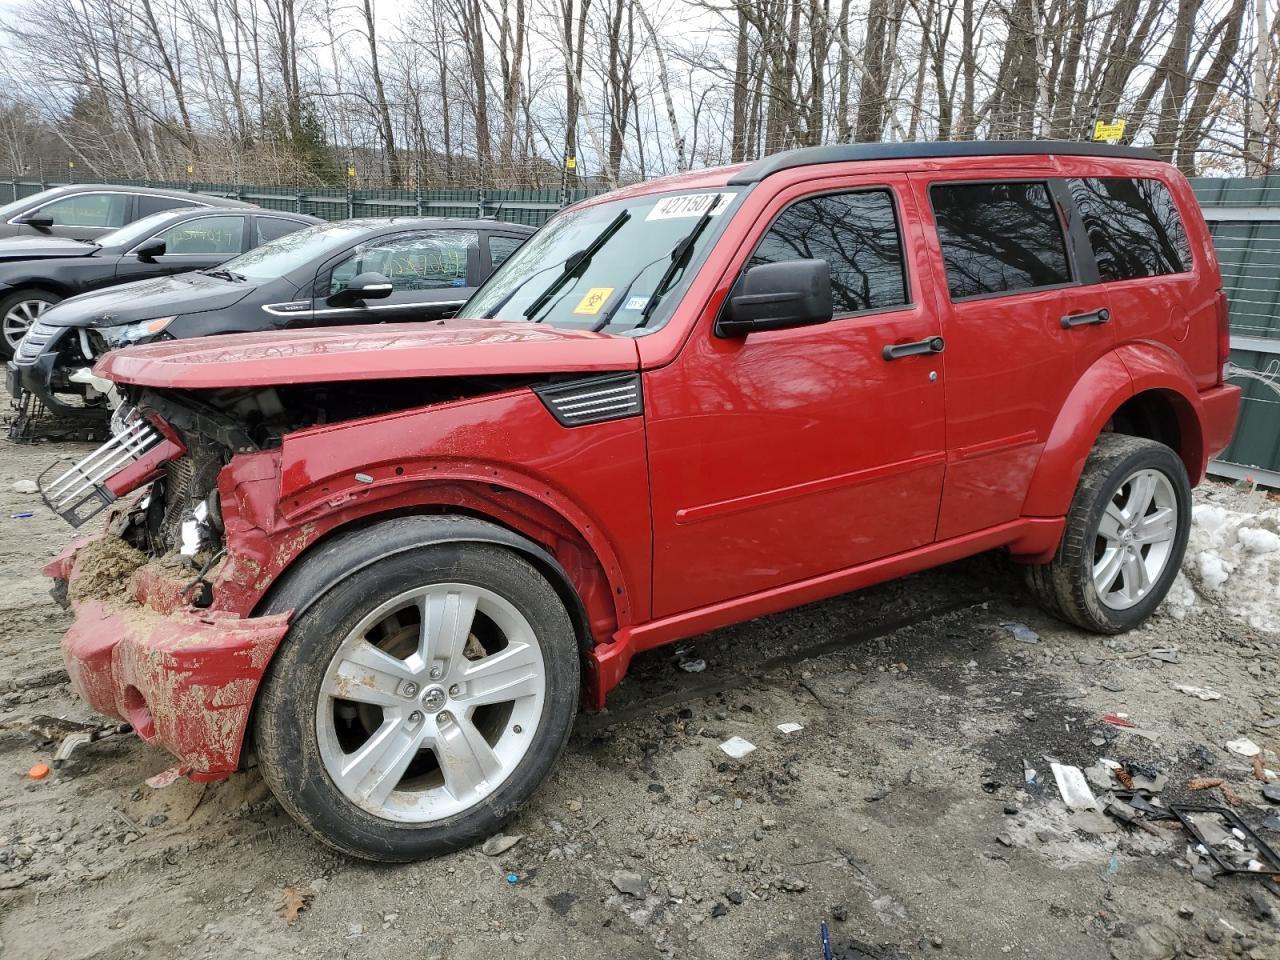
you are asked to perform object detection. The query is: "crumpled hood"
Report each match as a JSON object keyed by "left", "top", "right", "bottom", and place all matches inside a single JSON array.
[
  {"left": 0, "top": 236, "right": 96, "bottom": 263},
  {"left": 95, "top": 320, "right": 640, "bottom": 388},
  {"left": 41, "top": 272, "right": 258, "bottom": 328}
]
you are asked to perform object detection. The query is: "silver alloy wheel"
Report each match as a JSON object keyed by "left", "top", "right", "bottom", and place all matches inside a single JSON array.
[
  {"left": 316, "top": 583, "right": 546, "bottom": 823},
  {"left": 1092, "top": 468, "right": 1179, "bottom": 610},
  {"left": 2, "top": 298, "right": 50, "bottom": 351}
]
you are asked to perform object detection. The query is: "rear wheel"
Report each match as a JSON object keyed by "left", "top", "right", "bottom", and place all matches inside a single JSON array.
[
  {"left": 1025, "top": 434, "right": 1190, "bottom": 633},
  {"left": 0, "top": 289, "right": 61, "bottom": 358},
  {"left": 254, "top": 521, "right": 579, "bottom": 861}
]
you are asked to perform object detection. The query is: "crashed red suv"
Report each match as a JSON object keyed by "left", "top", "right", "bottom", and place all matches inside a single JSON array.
[{"left": 42, "top": 142, "right": 1239, "bottom": 860}]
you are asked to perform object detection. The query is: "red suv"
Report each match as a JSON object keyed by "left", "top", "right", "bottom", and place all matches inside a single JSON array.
[{"left": 41, "top": 142, "right": 1239, "bottom": 860}]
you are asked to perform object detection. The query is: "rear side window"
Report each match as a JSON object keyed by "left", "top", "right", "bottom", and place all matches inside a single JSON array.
[
  {"left": 930, "top": 181, "right": 1071, "bottom": 299},
  {"left": 748, "top": 189, "right": 908, "bottom": 314},
  {"left": 1067, "top": 177, "right": 1192, "bottom": 281},
  {"left": 256, "top": 216, "right": 307, "bottom": 246},
  {"left": 136, "top": 194, "right": 200, "bottom": 218},
  {"left": 488, "top": 235, "right": 525, "bottom": 270}
]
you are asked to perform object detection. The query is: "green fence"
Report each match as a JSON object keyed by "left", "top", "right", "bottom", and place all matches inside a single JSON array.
[
  {"left": 0, "top": 177, "right": 609, "bottom": 228},
  {"left": 4, "top": 172, "right": 1280, "bottom": 481},
  {"left": 1191, "top": 178, "right": 1280, "bottom": 485}
]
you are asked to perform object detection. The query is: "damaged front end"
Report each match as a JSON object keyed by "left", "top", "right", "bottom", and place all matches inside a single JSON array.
[{"left": 42, "top": 374, "right": 556, "bottom": 780}]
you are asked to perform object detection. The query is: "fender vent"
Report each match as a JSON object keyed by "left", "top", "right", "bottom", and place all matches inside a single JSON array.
[{"left": 534, "top": 373, "right": 643, "bottom": 427}]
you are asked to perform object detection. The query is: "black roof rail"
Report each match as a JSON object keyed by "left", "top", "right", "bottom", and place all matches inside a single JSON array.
[{"left": 726, "top": 140, "right": 1163, "bottom": 185}]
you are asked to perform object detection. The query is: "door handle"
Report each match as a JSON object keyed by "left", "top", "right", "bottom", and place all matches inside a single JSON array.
[
  {"left": 882, "top": 335, "right": 945, "bottom": 361},
  {"left": 1061, "top": 308, "right": 1110, "bottom": 328}
]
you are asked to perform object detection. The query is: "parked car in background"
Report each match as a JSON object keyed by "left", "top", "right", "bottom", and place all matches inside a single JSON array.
[
  {"left": 7, "top": 217, "right": 533, "bottom": 435},
  {"left": 0, "top": 206, "right": 321, "bottom": 357},
  {"left": 40, "top": 141, "right": 1239, "bottom": 862},
  {"left": 0, "top": 184, "right": 252, "bottom": 243}
]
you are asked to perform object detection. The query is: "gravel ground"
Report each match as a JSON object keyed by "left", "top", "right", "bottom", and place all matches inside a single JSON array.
[{"left": 1, "top": 406, "right": 1278, "bottom": 960}]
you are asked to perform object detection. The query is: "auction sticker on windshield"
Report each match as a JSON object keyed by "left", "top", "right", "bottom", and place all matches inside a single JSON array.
[
  {"left": 645, "top": 193, "right": 736, "bottom": 221},
  {"left": 573, "top": 287, "right": 615, "bottom": 315}
]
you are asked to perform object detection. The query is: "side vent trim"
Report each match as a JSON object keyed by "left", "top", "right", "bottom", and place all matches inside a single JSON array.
[{"left": 533, "top": 373, "right": 643, "bottom": 427}]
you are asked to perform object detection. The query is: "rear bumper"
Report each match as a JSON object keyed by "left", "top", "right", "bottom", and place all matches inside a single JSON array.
[
  {"left": 46, "top": 540, "right": 290, "bottom": 781},
  {"left": 1200, "top": 383, "right": 1242, "bottom": 461}
]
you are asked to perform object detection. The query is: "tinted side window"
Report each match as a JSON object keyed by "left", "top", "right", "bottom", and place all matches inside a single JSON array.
[
  {"left": 157, "top": 216, "right": 245, "bottom": 255},
  {"left": 931, "top": 181, "right": 1071, "bottom": 299},
  {"left": 35, "top": 192, "right": 128, "bottom": 228},
  {"left": 136, "top": 194, "right": 198, "bottom": 218},
  {"left": 748, "top": 189, "right": 908, "bottom": 314},
  {"left": 329, "top": 230, "right": 479, "bottom": 295},
  {"left": 256, "top": 217, "right": 307, "bottom": 246},
  {"left": 1068, "top": 177, "right": 1192, "bottom": 281},
  {"left": 488, "top": 235, "right": 525, "bottom": 270}
]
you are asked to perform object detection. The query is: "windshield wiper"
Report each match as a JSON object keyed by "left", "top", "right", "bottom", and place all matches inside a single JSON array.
[
  {"left": 523, "top": 209, "right": 630, "bottom": 322},
  {"left": 204, "top": 268, "right": 245, "bottom": 282},
  {"left": 633, "top": 195, "right": 724, "bottom": 330}
]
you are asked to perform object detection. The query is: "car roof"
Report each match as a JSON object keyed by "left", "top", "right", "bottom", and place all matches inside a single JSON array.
[
  {"left": 38, "top": 184, "right": 253, "bottom": 208},
  {"left": 327, "top": 217, "right": 536, "bottom": 233},
  {"left": 134, "top": 207, "right": 322, "bottom": 223},
  {"left": 583, "top": 140, "right": 1168, "bottom": 206}
]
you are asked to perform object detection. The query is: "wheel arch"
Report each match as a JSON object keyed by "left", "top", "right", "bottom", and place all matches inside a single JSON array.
[
  {"left": 0, "top": 278, "right": 71, "bottom": 300},
  {"left": 1021, "top": 345, "right": 1207, "bottom": 520}
]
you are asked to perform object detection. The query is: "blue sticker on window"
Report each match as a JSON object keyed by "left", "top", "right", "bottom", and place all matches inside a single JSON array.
[{"left": 452, "top": 277, "right": 467, "bottom": 287}]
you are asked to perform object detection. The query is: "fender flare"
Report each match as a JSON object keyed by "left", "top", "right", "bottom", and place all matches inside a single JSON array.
[
  {"left": 255, "top": 514, "right": 593, "bottom": 659},
  {"left": 1021, "top": 344, "right": 1206, "bottom": 518}
]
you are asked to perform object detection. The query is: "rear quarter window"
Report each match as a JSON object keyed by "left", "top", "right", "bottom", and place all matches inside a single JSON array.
[
  {"left": 930, "top": 181, "right": 1071, "bottom": 300},
  {"left": 1067, "top": 177, "right": 1192, "bottom": 281}
]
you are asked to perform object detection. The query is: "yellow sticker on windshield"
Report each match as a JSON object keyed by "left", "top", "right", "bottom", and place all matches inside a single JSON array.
[{"left": 573, "top": 287, "right": 614, "bottom": 315}]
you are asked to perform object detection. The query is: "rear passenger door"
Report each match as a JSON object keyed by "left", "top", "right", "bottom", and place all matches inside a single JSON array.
[
  {"left": 314, "top": 229, "right": 479, "bottom": 324},
  {"left": 646, "top": 176, "right": 948, "bottom": 616},
  {"left": 915, "top": 176, "right": 1113, "bottom": 540}
]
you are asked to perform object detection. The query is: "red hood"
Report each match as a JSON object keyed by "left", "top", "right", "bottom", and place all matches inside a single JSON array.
[{"left": 94, "top": 320, "right": 640, "bottom": 389}]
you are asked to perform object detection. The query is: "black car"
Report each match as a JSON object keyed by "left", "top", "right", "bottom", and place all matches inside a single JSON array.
[
  {"left": 7, "top": 217, "right": 533, "bottom": 435},
  {"left": 0, "top": 207, "right": 320, "bottom": 357},
  {"left": 0, "top": 184, "right": 252, "bottom": 242}
]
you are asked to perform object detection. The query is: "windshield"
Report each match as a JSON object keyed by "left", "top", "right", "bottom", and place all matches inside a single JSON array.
[
  {"left": 213, "top": 220, "right": 374, "bottom": 281},
  {"left": 0, "top": 187, "right": 64, "bottom": 221},
  {"left": 458, "top": 189, "right": 742, "bottom": 333},
  {"left": 96, "top": 209, "right": 205, "bottom": 249}
]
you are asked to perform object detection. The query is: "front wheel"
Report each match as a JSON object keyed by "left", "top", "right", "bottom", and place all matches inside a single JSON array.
[
  {"left": 1025, "top": 434, "right": 1191, "bottom": 633},
  {"left": 0, "top": 289, "right": 62, "bottom": 358},
  {"left": 254, "top": 523, "right": 580, "bottom": 861}
]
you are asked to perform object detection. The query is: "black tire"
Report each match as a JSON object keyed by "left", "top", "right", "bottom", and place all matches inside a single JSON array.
[
  {"left": 0, "top": 288, "right": 62, "bottom": 359},
  {"left": 1025, "top": 433, "right": 1191, "bottom": 634},
  {"left": 253, "top": 517, "right": 580, "bottom": 861}
]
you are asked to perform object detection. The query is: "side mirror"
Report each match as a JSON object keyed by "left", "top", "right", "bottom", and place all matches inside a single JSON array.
[
  {"left": 715, "top": 259, "right": 833, "bottom": 338},
  {"left": 135, "top": 239, "right": 166, "bottom": 261},
  {"left": 327, "top": 271, "right": 394, "bottom": 307},
  {"left": 15, "top": 213, "right": 54, "bottom": 230}
]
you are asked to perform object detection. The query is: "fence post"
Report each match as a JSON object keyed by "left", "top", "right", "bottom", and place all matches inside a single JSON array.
[
  {"left": 415, "top": 163, "right": 423, "bottom": 216},
  {"left": 477, "top": 189, "right": 486, "bottom": 219},
  {"left": 295, "top": 190, "right": 303, "bottom": 214},
  {"left": 9, "top": 180, "right": 16, "bottom": 203},
  {"left": 347, "top": 184, "right": 355, "bottom": 219}
]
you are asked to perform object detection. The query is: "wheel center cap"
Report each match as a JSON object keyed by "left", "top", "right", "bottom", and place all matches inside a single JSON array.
[{"left": 421, "top": 686, "right": 447, "bottom": 712}]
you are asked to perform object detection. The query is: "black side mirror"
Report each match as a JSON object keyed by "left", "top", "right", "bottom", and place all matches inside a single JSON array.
[
  {"left": 327, "top": 271, "right": 394, "bottom": 307},
  {"left": 135, "top": 239, "right": 166, "bottom": 261},
  {"left": 715, "top": 259, "right": 833, "bottom": 338},
  {"left": 15, "top": 213, "right": 54, "bottom": 230}
]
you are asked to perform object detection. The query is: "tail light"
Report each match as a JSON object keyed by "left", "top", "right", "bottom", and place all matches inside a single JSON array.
[
  {"left": 39, "top": 411, "right": 186, "bottom": 527},
  {"left": 1216, "top": 289, "right": 1231, "bottom": 384}
]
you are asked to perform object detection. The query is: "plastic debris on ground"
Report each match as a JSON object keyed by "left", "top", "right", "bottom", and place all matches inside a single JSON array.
[
  {"left": 481, "top": 833, "right": 522, "bottom": 857},
  {"left": 145, "top": 767, "right": 184, "bottom": 789},
  {"left": 1050, "top": 762, "right": 1097, "bottom": 810},
  {"left": 1172, "top": 805, "right": 1280, "bottom": 877},
  {"left": 673, "top": 647, "right": 707, "bottom": 673},
  {"left": 719, "top": 736, "right": 756, "bottom": 759},
  {"left": 1173, "top": 684, "right": 1222, "bottom": 701},
  {"left": 1226, "top": 737, "right": 1262, "bottom": 758},
  {"left": 775, "top": 722, "right": 804, "bottom": 735},
  {"left": 1000, "top": 622, "right": 1040, "bottom": 644}
]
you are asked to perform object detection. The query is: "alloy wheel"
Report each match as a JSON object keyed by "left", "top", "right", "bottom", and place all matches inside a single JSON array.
[
  {"left": 1092, "top": 468, "right": 1179, "bottom": 611},
  {"left": 2, "top": 298, "right": 50, "bottom": 351},
  {"left": 316, "top": 583, "right": 546, "bottom": 823}
]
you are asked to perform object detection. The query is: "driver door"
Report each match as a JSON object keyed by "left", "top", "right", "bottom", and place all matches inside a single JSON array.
[
  {"left": 645, "top": 176, "right": 947, "bottom": 617},
  {"left": 113, "top": 215, "right": 249, "bottom": 284},
  {"left": 311, "top": 230, "right": 480, "bottom": 325}
]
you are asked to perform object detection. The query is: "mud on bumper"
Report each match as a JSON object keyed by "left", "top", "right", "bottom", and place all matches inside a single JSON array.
[{"left": 46, "top": 541, "right": 290, "bottom": 782}]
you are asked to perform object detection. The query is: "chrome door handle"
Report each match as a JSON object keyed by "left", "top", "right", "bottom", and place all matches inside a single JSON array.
[
  {"left": 883, "top": 336, "right": 945, "bottom": 360},
  {"left": 1061, "top": 308, "right": 1110, "bottom": 328}
]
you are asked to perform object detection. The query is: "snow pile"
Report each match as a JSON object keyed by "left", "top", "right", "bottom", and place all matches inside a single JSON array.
[{"left": 1171, "top": 493, "right": 1280, "bottom": 633}]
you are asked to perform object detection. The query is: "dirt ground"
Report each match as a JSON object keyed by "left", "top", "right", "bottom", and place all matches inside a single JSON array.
[{"left": 1, "top": 409, "right": 1278, "bottom": 960}]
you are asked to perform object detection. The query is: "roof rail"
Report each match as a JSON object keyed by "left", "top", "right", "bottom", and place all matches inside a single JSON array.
[{"left": 726, "top": 140, "right": 1163, "bottom": 185}]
